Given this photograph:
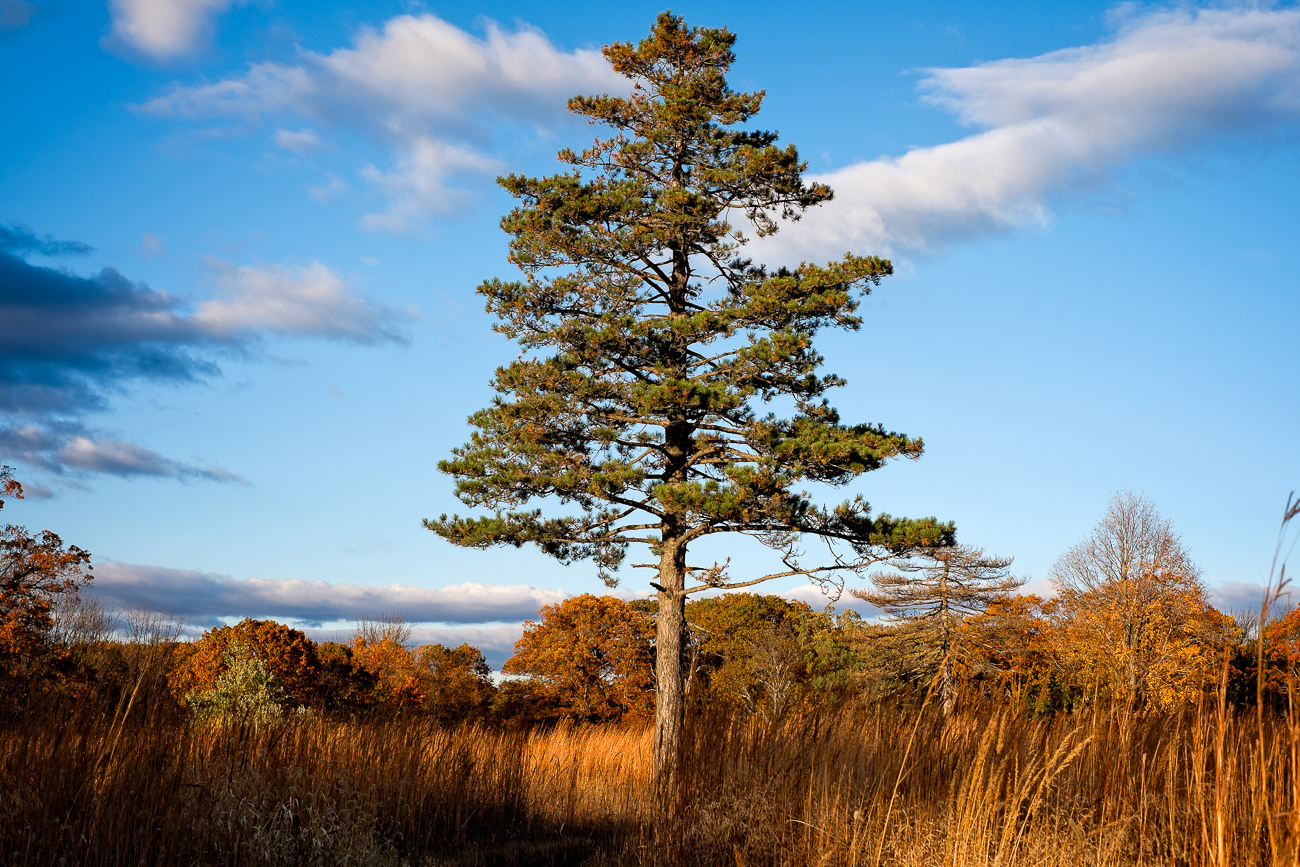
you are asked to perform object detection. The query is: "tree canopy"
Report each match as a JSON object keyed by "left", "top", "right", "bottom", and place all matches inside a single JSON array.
[{"left": 426, "top": 12, "right": 952, "bottom": 778}]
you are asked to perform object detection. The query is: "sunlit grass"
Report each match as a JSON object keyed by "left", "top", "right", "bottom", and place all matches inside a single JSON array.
[{"left": 1, "top": 696, "right": 1296, "bottom": 865}]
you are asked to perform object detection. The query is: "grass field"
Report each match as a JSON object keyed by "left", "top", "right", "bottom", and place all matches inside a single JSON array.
[{"left": 2, "top": 688, "right": 1297, "bottom": 866}]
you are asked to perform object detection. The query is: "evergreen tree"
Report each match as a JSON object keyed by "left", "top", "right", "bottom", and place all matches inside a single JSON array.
[
  {"left": 853, "top": 545, "right": 1020, "bottom": 715},
  {"left": 428, "top": 14, "right": 951, "bottom": 779}
]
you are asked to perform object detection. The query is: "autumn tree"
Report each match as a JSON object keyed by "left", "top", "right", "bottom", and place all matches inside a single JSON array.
[
  {"left": 416, "top": 642, "right": 497, "bottom": 723},
  {"left": 853, "top": 545, "right": 1020, "bottom": 714},
  {"left": 427, "top": 14, "right": 951, "bottom": 778},
  {"left": 0, "top": 464, "right": 92, "bottom": 710},
  {"left": 172, "top": 618, "right": 321, "bottom": 711},
  {"left": 503, "top": 594, "right": 655, "bottom": 723},
  {"left": 315, "top": 640, "right": 379, "bottom": 717},
  {"left": 959, "top": 594, "right": 1074, "bottom": 716},
  {"left": 186, "top": 640, "right": 288, "bottom": 722},
  {"left": 350, "top": 634, "right": 425, "bottom": 712},
  {"left": 686, "top": 593, "right": 857, "bottom": 717},
  {"left": 1050, "top": 491, "right": 1232, "bottom": 710}
]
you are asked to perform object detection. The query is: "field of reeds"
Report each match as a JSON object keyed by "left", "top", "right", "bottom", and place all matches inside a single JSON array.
[{"left": 2, "top": 690, "right": 1297, "bottom": 867}]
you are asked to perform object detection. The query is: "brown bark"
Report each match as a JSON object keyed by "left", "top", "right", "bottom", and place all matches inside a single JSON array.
[{"left": 653, "top": 535, "right": 686, "bottom": 788}]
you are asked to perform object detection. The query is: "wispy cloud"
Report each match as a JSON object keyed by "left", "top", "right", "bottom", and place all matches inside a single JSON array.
[
  {"left": 0, "top": 223, "right": 408, "bottom": 479},
  {"left": 0, "top": 421, "right": 241, "bottom": 483},
  {"left": 104, "top": 0, "right": 242, "bottom": 61},
  {"left": 274, "top": 128, "right": 323, "bottom": 155},
  {"left": 1, "top": 222, "right": 93, "bottom": 256},
  {"left": 1210, "top": 580, "right": 1294, "bottom": 617},
  {"left": 140, "top": 13, "right": 624, "bottom": 230},
  {"left": 767, "top": 6, "right": 1300, "bottom": 260},
  {"left": 58, "top": 436, "right": 244, "bottom": 482},
  {"left": 196, "top": 259, "right": 407, "bottom": 343}
]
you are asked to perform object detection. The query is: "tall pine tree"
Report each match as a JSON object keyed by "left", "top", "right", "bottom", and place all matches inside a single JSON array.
[{"left": 427, "top": 14, "right": 952, "bottom": 780}]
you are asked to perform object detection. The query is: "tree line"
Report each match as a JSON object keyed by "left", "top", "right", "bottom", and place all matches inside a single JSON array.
[{"left": 4, "top": 458, "right": 1298, "bottom": 725}]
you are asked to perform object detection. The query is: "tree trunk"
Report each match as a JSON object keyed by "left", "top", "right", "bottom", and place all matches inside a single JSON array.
[
  {"left": 939, "top": 559, "right": 954, "bottom": 716},
  {"left": 939, "top": 656, "right": 955, "bottom": 717},
  {"left": 654, "top": 535, "right": 687, "bottom": 789}
]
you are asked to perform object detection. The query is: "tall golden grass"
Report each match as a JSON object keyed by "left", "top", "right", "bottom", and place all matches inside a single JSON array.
[{"left": 1, "top": 690, "right": 1296, "bottom": 866}]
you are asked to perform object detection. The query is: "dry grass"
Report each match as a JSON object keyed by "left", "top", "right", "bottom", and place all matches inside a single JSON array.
[{"left": 0, "top": 694, "right": 1297, "bottom": 866}]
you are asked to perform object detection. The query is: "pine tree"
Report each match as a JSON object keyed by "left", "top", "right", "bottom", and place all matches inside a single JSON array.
[
  {"left": 853, "top": 545, "right": 1020, "bottom": 715},
  {"left": 427, "top": 14, "right": 952, "bottom": 780}
]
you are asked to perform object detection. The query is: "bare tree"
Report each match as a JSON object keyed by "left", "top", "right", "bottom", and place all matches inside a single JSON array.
[
  {"left": 1052, "top": 490, "right": 1201, "bottom": 596},
  {"left": 352, "top": 611, "right": 412, "bottom": 649},
  {"left": 1050, "top": 491, "right": 1226, "bottom": 709},
  {"left": 854, "top": 545, "right": 1020, "bottom": 714}
]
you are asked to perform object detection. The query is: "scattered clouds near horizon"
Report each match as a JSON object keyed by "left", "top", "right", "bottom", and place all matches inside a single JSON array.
[
  {"left": 86, "top": 568, "right": 882, "bottom": 667},
  {"left": 140, "top": 13, "right": 624, "bottom": 230},
  {"left": 88, "top": 562, "right": 571, "bottom": 627},
  {"left": 1210, "top": 580, "right": 1294, "bottom": 617},
  {"left": 0, "top": 222, "right": 407, "bottom": 480},
  {"left": 105, "top": 0, "right": 242, "bottom": 61},
  {"left": 767, "top": 6, "right": 1300, "bottom": 261}
]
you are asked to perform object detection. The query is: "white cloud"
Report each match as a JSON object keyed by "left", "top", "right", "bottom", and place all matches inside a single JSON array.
[
  {"left": 765, "top": 6, "right": 1300, "bottom": 261},
  {"left": 1210, "top": 580, "right": 1293, "bottom": 616},
  {"left": 274, "top": 128, "right": 324, "bottom": 155},
  {"left": 195, "top": 258, "right": 408, "bottom": 343},
  {"left": 58, "top": 435, "right": 244, "bottom": 482},
  {"left": 88, "top": 562, "right": 571, "bottom": 626},
  {"left": 140, "top": 13, "right": 624, "bottom": 230},
  {"left": 358, "top": 137, "right": 500, "bottom": 231},
  {"left": 784, "top": 583, "right": 881, "bottom": 617},
  {"left": 105, "top": 0, "right": 240, "bottom": 61}
]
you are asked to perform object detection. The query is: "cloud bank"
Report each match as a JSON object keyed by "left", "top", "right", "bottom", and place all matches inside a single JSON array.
[
  {"left": 765, "top": 6, "right": 1300, "bottom": 260},
  {"left": 0, "top": 223, "right": 406, "bottom": 478},
  {"left": 89, "top": 562, "right": 570, "bottom": 627},
  {"left": 141, "top": 13, "right": 624, "bottom": 229}
]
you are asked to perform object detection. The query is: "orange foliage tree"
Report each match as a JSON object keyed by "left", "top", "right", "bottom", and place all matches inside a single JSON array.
[
  {"left": 416, "top": 643, "right": 497, "bottom": 722},
  {"left": 958, "top": 594, "right": 1074, "bottom": 715},
  {"left": 1050, "top": 492, "right": 1232, "bottom": 710},
  {"left": 1261, "top": 606, "right": 1300, "bottom": 703},
  {"left": 172, "top": 618, "right": 322, "bottom": 710},
  {"left": 504, "top": 594, "right": 655, "bottom": 723},
  {"left": 350, "top": 634, "right": 425, "bottom": 711},
  {"left": 0, "top": 465, "right": 92, "bottom": 709}
]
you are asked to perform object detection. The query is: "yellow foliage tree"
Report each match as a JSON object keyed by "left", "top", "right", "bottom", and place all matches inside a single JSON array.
[{"left": 1050, "top": 492, "right": 1232, "bottom": 710}]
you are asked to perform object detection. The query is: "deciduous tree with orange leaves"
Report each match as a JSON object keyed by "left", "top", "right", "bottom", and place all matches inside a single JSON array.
[
  {"left": 504, "top": 594, "right": 655, "bottom": 723},
  {"left": 172, "top": 618, "right": 321, "bottom": 712},
  {"left": 0, "top": 464, "right": 92, "bottom": 711},
  {"left": 1050, "top": 491, "right": 1233, "bottom": 710},
  {"left": 417, "top": 642, "right": 497, "bottom": 723}
]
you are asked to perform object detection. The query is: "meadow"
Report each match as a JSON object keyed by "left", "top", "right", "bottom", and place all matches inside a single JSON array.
[{"left": 2, "top": 687, "right": 1296, "bottom": 866}]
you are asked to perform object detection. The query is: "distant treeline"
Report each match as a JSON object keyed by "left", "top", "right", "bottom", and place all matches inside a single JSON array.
[
  {"left": 4, "top": 459, "right": 1299, "bottom": 725},
  {"left": 2, "top": 584, "right": 1297, "bottom": 727}
]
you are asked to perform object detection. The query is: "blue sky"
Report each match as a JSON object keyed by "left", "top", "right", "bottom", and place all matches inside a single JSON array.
[{"left": 2, "top": 0, "right": 1298, "bottom": 664}]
